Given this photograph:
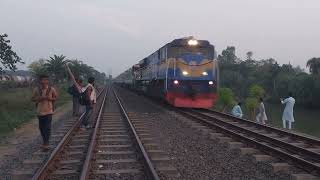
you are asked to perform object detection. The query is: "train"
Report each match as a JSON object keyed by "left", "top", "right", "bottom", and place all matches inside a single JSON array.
[{"left": 116, "top": 37, "right": 219, "bottom": 108}]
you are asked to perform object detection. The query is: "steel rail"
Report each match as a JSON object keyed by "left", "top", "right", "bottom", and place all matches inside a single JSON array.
[
  {"left": 79, "top": 86, "right": 108, "bottom": 180},
  {"left": 113, "top": 87, "right": 161, "bottom": 180},
  {"left": 200, "top": 108, "right": 320, "bottom": 145},
  {"left": 191, "top": 109, "right": 320, "bottom": 162},
  {"left": 32, "top": 87, "right": 107, "bottom": 180},
  {"left": 177, "top": 109, "right": 320, "bottom": 176}
]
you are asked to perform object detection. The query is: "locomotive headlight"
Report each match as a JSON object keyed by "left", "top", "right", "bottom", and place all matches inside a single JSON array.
[
  {"left": 182, "top": 71, "right": 189, "bottom": 75},
  {"left": 174, "top": 80, "right": 179, "bottom": 85},
  {"left": 209, "top": 81, "right": 214, "bottom": 85},
  {"left": 202, "top": 72, "right": 208, "bottom": 76},
  {"left": 188, "top": 39, "right": 198, "bottom": 46}
]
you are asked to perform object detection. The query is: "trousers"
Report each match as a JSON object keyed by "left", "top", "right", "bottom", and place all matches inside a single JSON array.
[
  {"left": 38, "top": 114, "right": 52, "bottom": 145},
  {"left": 82, "top": 105, "right": 93, "bottom": 127},
  {"left": 283, "top": 120, "right": 292, "bottom": 130},
  {"left": 72, "top": 96, "right": 80, "bottom": 116}
]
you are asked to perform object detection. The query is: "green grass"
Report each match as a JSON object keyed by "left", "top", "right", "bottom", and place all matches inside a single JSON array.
[
  {"left": 0, "top": 84, "right": 71, "bottom": 137},
  {"left": 213, "top": 102, "right": 320, "bottom": 138}
]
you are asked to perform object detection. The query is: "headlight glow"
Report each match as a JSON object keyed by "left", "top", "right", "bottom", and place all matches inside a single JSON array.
[
  {"left": 209, "top": 81, "right": 214, "bottom": 85},
  {"left": 188, "top": 39, "right": 198, "bottom": 46},
  {"left": 174, "top": 80, "right": 179, "bottom": 85},
  {"left": 202, "top": 72, "right": 208, "bottom": 76},
  {"left": 182, "top": 71, "right": 189, "bottom": 75}
]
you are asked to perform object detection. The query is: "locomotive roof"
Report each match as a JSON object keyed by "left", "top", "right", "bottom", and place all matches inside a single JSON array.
[{"left": 167, "top": 37, "right": 214, "bottom": 48}]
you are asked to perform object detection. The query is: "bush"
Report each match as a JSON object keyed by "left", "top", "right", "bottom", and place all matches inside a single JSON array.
[{"left": 218, "top": 88, "right": 235, "bottom": 112}]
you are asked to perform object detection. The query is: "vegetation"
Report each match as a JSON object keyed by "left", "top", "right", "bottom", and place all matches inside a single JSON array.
[
  {"left": 0, "top": 34, "right": 24, "bottom": 73},
  {"left": 28, "top": 55, "right": 106, "bottom": 84},
  {"left": 0, "top": 84, "right": 70, "bottom": 137},
  {"left": 218, "top": 46, "right": 320, "bottom": 108},
  {"left": 245, "top": 85, "right": 265, "bottom": 120},
  {"left": 217, "top": 88, "right": 235, "bottom": 112}
]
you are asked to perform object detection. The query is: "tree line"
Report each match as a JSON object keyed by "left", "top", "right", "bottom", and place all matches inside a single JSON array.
[
  {"left": 28, "top": 55, "right": 106, "bottom": 84},
  {"left": 217, "top": 46, "right": 320, "bottom": 111},
  {"left": 1, "top": 34, "right": 106, "bottom": 86}
]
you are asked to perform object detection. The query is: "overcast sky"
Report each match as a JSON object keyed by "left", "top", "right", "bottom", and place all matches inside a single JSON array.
[{"left": 1, "top": 0, "right": 320, "bottom": 75}]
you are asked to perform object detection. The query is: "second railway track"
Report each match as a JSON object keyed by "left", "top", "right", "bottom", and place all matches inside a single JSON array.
[{"left": 175, "top": 108, "right": 320, "bottom": 179}]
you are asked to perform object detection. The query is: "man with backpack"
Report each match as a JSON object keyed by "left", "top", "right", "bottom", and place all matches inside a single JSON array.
[
  {"left": 65, "top": 63, "right": 97, "bottom": 130},
  {"left": 68, "top": 78, "right": 83, "bottom": 116},
  {"left": 31, "top": 74, "right": 58, "bottom": 151}
]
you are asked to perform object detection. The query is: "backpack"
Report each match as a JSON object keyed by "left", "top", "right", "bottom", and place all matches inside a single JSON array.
[
  {"left": 36, "top": 86, "right": 56, "bottom": 111},
  {"left": 67, "top": 86, "right": 74, "bottom": 95},
  {"left": 78, "top": 86, "right": 91, "bottom": 106},
  {"left": 67, "top": 85, "right": 79, "bottom": 97}
]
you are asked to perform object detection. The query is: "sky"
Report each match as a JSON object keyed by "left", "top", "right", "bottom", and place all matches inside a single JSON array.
[{"left": 1, "top": 0, "right": 320, "bottom": 75}]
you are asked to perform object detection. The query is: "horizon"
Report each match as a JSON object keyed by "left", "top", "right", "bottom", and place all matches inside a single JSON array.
[{"left": 1, "top": 0, "right": 319, "bottom": 76}]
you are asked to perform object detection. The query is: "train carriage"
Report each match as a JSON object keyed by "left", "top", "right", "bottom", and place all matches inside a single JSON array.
[{"left": 117, "top": 37, "right": 219, "bottom": 108}]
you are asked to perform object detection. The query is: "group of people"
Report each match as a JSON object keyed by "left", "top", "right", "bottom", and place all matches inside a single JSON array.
[
  {"left": 231, "top": 93, "right": 296, "bottom": 130},
  {"left": 31, "top": 63, "right": 97, "bottom": 151}
]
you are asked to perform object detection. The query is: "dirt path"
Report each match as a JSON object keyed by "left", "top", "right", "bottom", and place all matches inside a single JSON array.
[{"left": 0, "top": 102, "right": 72, "bottom": 160}]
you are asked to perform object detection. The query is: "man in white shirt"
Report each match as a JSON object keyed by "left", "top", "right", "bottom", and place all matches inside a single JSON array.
[{"left": 281, "top": 92, "right": 295, "bottom": 130}]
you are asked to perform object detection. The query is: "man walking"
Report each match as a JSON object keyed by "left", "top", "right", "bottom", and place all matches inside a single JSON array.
[
  {"left": 31, "top": 74, "right": 57, "bottom": 151},
  {"left": 68, "top": 78, "right": 83, "bottom": 116},
  {"left": 65, "top": 63, "right": 96, "bottom": 130},
  {"left": 281, "top": 92, "right": 295, "bottom": 130},
  {"left": 256, "top": 98, "right": 267, "bottom": 125}
]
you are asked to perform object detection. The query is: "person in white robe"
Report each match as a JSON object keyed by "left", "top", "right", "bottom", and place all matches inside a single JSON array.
[
  {"left": 231, "top": 102, "right": 243, "bottom": 118},
  {"left": 281, "top": 93, "right": 295, "bottom": 130},
  {"left": 256, "top": 98, "right": 267, "bottom": 125}
]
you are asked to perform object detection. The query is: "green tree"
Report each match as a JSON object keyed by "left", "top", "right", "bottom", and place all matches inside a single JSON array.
[
  {"left": 245, "top": 97, "right": 258, "bottom": 120},
  {"left": 249, "top": 84, "right": 265, "bottom": 98},
  {"left": 306, "top": 57, "right": 320, "bottom": 75},
  {"left": 45, "top": 55, "right": 66, "bottom": 82},
  {"left": 246, "top": 84, "right": 265, "bottom": 120},
  {"left": 218, "top": 46, "right": 238, "bottom": 65},
  {"left": 0, "top": 34, "right": 24, "bottom": 73},
  {"left": 28, "top": 59, "right": 48, "bottom": 77},
  {"left": 218, "top": 88, "right": 235, "bottom": 112},
  {"left": 246, "top": 51, "right": 253, "bottom": 61}
]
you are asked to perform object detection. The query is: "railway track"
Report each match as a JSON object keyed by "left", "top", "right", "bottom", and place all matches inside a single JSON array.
[
  {"left": 29, "top": 87, "right": 107, "bottom": 180},
  {"left": 175, "top": 108, "right": 320, "bottom": 179},
  {"left": 29, "top": 86, "right": 160, "bottom": 179},
  {"left": 79, "top": 87, "right": 160, "bottom": 180}
]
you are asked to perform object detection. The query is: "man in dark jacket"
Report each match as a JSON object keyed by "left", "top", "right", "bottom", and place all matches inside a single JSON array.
[{"left": 69, "top": 79, "right": 83, "bottom": 116}]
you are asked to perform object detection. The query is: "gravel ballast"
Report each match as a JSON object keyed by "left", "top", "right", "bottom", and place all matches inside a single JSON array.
[
  {"left": 116, "top": 87, "right": 290, "bottom": 180},
  {"left": 0, "top": 103, "right": 74, "bottom": 179}
]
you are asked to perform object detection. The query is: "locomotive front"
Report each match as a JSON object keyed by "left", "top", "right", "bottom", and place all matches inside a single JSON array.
[{"left": 164, "top": 37, "right": 218, "bottom": 108}]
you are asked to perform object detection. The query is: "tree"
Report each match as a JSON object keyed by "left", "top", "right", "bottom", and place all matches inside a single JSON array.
[
  {"left": 246, "top": 51, "right": 253, "bottom": 61},
  {"left": 28, "top": 59, "right": 48, "bottom": 77},
  {"left": 45, "top": 55, "right": 66, "bottom": 82},
  {"left": 218, "top": 88, "right": 235, "bottom": 112},
  {"left": 249, "top": 84, "right": 265, "bottom": 98},
  {"left": 246, "top": 84, "right": 265, "bottom": 120},
  {"left": 0, "top": 34, "right": 24, "bottom": 73},
  {"left": 306, "top": 57, "right": 320, "bottom": 75},
  {"left": 218, "top": 46, "right": 238, "bottom": 65}
]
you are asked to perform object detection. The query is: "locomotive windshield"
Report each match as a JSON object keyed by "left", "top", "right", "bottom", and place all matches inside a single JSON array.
[{"left": 168, "top": 46, "right": 214, "bottom": 60}]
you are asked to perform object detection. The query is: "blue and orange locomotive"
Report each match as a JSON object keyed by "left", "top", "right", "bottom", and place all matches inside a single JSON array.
[{"left": 117, "top": 37, "right": 219, "bottom": 108}]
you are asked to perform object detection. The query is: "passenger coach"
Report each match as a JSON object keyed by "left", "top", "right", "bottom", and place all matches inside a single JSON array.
[{"left": 117, "top": 37, "right": 219, "bottom": 108}]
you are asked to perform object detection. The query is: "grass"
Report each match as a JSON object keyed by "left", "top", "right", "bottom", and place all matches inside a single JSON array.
[
  {"left": 0, "top": 84, "right": 71, "bottom": 137},
  {"left": 213, "top": 102, "right": 320, "bottom": 138}
]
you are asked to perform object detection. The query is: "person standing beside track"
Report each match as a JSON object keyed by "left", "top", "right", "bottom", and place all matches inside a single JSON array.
[
  {"left": 31, "top": 74, "right": 58, "bottom": 151},
  {"left": 281, "top": 92, "right": 295, "bottom": 130},
  {"left": 256, "top": 98, "right": 268, "bottom": 125},
  {"left": 65, "top": 63, "right": 97, "bottom": 130},
  {"left": 231, "top": 102, "right": 244, "bottom": 118}
]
